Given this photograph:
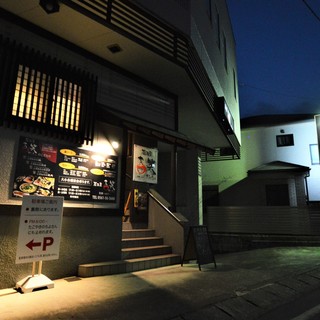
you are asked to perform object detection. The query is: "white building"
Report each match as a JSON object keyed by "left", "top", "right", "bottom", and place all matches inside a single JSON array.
[{"left": 203, "top": 114, "right": 320, "bottom": 206}]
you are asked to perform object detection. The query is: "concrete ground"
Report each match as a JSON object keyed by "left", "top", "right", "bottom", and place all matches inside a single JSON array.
[{"left": 2, "top": 247, "right": 320, "bottom": 320}]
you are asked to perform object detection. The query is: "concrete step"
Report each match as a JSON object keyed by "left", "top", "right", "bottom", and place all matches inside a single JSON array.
[
  {"left": 122, "top": 229, "right": 155, "bottom": 239},
  {"left": 78, "top": 253, "right": 181, "bottom": 278},
  {"left": 78, "top": 226, "right": 180, "bottom": 278},
  {"left": 122, "top": 236, "right": 163, "bottom": 249},
  {"left": 122, "top": 222, "right": 148, "bottom": 230},
  {"left": 122, "top": 244, "right": 172, "bottom": 259}
]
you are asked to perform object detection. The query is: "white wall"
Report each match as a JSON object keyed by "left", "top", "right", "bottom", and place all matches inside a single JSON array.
[
  {"left": 203, "top": 118, "right": 320, "bottom": 201},
  {"left": 132, "top": 0, "right": 241, "bottom": 143},
  {"left": 190, "top": 0, "right": 241, "bottom": 141}
]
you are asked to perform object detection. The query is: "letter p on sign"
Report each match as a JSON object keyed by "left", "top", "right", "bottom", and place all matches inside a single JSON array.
[{"left": 43, "top": 237, "right": 54, "bottom": 251}]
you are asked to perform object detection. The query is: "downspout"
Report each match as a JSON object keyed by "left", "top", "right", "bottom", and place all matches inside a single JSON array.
[
  {"left": 120, "top": 127, "right": 128, "bottom": 215},
  {"left": 171, "top": 144, "right": 177, "bottom": 212},
  {"left": 304, "top": 172, "right": 310, "bottom": 205}
]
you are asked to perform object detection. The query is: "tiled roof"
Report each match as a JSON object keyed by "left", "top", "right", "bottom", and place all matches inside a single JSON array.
[{"left": 248, "top": 161, "right": 310, "bottom": 174}]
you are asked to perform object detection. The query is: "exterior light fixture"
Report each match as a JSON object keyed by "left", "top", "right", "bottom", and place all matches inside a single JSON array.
[
  {"left": 216, "top": 97, "right": 234, "bottom": 134},
  {"left": 39, "top": 0, "right": 60, "bottom": 14},
  {"left": 111, "top": 141, "right": 119, "bottom": 149}
]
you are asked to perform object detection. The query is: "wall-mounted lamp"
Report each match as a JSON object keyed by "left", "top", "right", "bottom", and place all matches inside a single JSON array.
[
  {"left": 39, "top": 0, "right": 60, "bottom": 14},
  {"left": 111, "top": 141, "right": 119, "bottom": 149},
  {"left": 280, "top": 129, "right": 285, "bottom": 133}
]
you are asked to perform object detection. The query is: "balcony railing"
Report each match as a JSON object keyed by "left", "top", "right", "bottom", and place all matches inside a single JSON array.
[
  {"left": 61, "top": 0, "right": 240, "bottom": 157},
  {"left": 61, "top": 0, "right": 189, "bottom": 66}
]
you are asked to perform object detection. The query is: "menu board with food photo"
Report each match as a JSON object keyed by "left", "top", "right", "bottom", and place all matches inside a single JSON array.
[{"left": 12, "top": 136, "right": 118, "bottom": 202}]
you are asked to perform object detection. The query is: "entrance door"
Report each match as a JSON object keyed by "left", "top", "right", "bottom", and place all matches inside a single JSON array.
[{"left": 265, "top": 184, "right": 290, "bottom": 206}]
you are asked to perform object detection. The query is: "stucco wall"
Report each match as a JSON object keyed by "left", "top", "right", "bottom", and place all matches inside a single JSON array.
[
  {"left": 176, "top": 149, "right": 201, "bottom": 226},
  {"left": 0, "top": 207, "right": 122, "bottom": 289},
  {"left": 190, "top": 0, "right": 241, "bottom": 141},
  {"left": 218, "top": 173, "right": 307, "bottom": 207},
  {"left": 0, "top": 127, "right": 123, "bottom": 289}
]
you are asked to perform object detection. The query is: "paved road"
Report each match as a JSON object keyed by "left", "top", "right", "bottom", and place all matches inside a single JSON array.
[
  {"left": 3, "top": 247, "right": 320, "bottom": 320},
  {"left": 259, "top": 287, "right": 320, "bottom": 320}
]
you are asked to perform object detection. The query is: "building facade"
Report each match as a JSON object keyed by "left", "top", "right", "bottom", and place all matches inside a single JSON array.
[
  {"left": 0, "top": 0, "right": 240, "bottom": 289},
  {"left": 203, "top": 115, "right": 319, "bottom": 206}
]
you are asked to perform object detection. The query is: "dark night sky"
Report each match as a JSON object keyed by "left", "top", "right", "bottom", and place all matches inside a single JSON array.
[{"left": 226, "top": 0, "right": 320, "bottom": 119}]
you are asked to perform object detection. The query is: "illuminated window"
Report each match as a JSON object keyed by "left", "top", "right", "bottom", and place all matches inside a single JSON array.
[
  {"left": 51, "top": 78, "right": 81, "bottom": 130},
  {"left": 0, "top": 37, "right": 95, "bottom": 144},
  {"left": 310, "top": 144, "right": 319, "bottom": 165},
  {"left": 12, "top": 64, "right": 81, "bottom": 131}
]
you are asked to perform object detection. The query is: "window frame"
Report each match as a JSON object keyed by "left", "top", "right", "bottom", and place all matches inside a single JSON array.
[
  {"left": 0, "top": 37, "right": 96, "bottom": 144},
  {"left": 276, "top": 134, "right": 294, "bottom": 147}
]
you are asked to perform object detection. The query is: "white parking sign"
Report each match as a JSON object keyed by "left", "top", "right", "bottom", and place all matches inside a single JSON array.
[{"left": 16, "top": 196, "right": 64, "bottom": 264}]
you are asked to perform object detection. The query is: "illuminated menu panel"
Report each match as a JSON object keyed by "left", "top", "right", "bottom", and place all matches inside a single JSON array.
[{"left": 12, "top": 136, "right": 118, "bottom": 202}]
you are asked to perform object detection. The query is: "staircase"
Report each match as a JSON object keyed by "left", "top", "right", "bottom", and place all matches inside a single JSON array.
[{"left": 78, "top": 224, "right": 181, "bottom": 278}]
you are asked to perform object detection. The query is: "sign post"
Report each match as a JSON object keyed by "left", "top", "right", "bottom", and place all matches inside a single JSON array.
[{"left": 15, "top": 196, "right": 64, "bottom": 293}]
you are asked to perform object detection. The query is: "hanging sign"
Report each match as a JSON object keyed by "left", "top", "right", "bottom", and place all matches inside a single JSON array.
[
  {"left": 16, "top": 196, "right": 64, "bottom": 264},
  {"left": 133, "top": 144, "right": 158, "bottom": 184}
]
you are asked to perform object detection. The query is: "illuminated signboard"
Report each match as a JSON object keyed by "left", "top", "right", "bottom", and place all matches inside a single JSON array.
[{"left": 12, "top": 136, "right": 118, "bottom": 202}]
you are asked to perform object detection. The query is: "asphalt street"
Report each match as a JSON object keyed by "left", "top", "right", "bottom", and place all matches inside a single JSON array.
[{"left": 2, "top": 247, "right": 320, "bottom": 319}]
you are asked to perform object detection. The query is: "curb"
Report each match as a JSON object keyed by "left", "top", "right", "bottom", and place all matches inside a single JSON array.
[{"left": 178, "top": 266, "right": 320, "bottom": 320}]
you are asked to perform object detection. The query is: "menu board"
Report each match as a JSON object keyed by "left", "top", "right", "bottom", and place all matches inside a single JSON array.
[
  {"left": 12, "top": 136, "right": 118, "bottom": 202},
  {"left": 181, "top": 226, "right": 216, "bottom": 271}
]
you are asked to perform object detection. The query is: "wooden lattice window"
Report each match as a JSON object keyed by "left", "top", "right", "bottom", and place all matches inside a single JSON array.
[
  {"left": 0, "top": 36, "right": 96, "bottom": 144},
  {"left": 12, "top": 64, "right": 82, "bottom": 132}
]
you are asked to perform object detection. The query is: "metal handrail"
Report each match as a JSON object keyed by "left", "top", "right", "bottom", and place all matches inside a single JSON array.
[{"left": 147, "top": 190, "right": 187, "bottom": 225}]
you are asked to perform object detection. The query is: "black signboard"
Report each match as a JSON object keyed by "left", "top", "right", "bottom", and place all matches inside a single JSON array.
[
  {"left": 12, "top": 136, "right": 118, "bottom": 202},
  {"left": 181, "top": 226, "right": 216, "bottom": 270}
]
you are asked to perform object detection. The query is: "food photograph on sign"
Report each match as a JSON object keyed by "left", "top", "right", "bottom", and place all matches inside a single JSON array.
[
  {"left": 13, "top": 175, "right": 55, "bottom": 198},
  {"left": 133, "top": 144, "right": 158, "bottom": 184},
  {"left": 12, "top": 136, "right": 118, "bottom": 203}
]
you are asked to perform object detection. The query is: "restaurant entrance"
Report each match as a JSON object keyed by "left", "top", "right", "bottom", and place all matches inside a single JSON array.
[{"left": 122, "top": 132, "right": 176, "bottom": 224}]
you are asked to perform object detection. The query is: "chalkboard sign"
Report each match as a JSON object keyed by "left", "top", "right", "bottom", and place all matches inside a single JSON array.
[{"left": 181, "top": 226, "right": 216, "bottom": 270}]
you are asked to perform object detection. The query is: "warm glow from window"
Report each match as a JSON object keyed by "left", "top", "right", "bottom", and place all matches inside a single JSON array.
[
  {"left": 12, "top": 65, "right": 81, "bottom": 131},
  {"left": 12, "top": 66, "right": 49, "bottom": 122},
  {"left": 51, "top": 78, "right": 81, "bottom": 130}
]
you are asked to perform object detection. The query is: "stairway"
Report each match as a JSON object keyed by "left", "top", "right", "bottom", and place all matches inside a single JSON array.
[{"left": 78, "top": 225, "right": 181, "bottom": 278}]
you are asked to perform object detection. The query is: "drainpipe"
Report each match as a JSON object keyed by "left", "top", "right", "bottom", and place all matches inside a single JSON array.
[
  {"left": 304, "top": 173, "right": 310, "bottom": 205},
  {"left": 171, "top": 144, "right": 177, "bottom": 212},
  {"left": 120, "top": 128, "right": 128, "bottom": 215}
]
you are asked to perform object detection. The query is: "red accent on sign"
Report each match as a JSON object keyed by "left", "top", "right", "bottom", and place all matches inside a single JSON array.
[
  {"left": 41, "top": 144, "right": 57, "bottom": 163},
  {"left": 26, "top": 237, "right": 54, "bottom": 251},
  {"left": 26, "top": 239, "right": 41, "bottom": 251}
]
